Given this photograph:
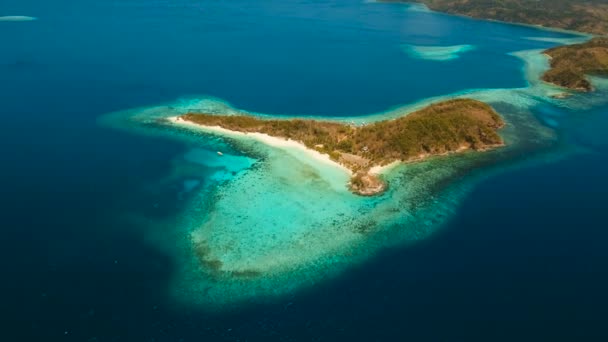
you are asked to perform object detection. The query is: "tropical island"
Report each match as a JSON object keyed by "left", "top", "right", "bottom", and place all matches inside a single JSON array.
[
  {"left": 542, "top": 37, "right": 608, "bottom": 91},
  {"left": 173, "top": 99, "right": 505, "bottom": 196},
  {"left": 391, "top": 0, "right": 608, "bottom": 35}
]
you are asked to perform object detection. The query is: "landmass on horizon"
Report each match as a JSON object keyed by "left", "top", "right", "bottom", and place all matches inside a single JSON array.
[
  {"left": 389, "top": 0, "right": 608, "bottom": 35},
  {"left": 386, "top": 1, "right": 608, "bottom": 92},
  {"left": 173, "top": 99, "right": 505, "bottom": 195}
]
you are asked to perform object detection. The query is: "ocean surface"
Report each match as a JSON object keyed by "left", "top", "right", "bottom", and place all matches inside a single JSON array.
[{"left": 2, "top": 0, "right": 608, "bottom": 341}]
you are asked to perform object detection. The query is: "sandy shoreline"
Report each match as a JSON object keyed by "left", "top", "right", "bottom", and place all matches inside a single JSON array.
[
  {"left": 369, "top": 161, "right": 401, "bottom": 175},
  {"left": 168, "top": 116, "right": 354, "bottom": 175},
  {"left": 168, "top": 116, "right": 501, "bottom": 180}
]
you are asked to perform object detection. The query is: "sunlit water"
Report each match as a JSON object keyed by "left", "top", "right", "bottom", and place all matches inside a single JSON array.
[{"left": 2, "top": 0, "right": 608, "bottom": 340}]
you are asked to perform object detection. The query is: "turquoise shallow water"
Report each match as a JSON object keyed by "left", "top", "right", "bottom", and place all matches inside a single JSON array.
[
  {"left": 401, "top": 44, "right": 476, "bottom": 61},
  {"left": 4, "top": 2, "right": 608, "bottom": 335}
]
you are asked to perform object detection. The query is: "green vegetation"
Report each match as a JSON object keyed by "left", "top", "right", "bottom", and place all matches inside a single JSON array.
[
  {"left": 179, "top": 99, "right": 505, "bottom": 195},
  {"left": 181, "top": 98, "right": 504, "bottom": 169},
  {"left": 392, "top": 0, "right": 608, "bottom": 35},
  {"left": 543, "top": 37, "right": 608, "bottom": 91}
]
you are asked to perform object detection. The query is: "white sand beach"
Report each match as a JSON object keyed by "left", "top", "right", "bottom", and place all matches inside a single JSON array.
[
  {"left": 369, "top": 161, "right": 400, "bottom": 175},
  {"left": 168, "top": 116, "right": 353, "bottom": 175}
]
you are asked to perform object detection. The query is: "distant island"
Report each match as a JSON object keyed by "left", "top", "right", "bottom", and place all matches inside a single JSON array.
[
  {"left": 389, "top": 0, "right": 608, "bottom": 35},
  {"left": 173, "top": 99, "right": 505, "bottom": 196},
  {"left": 387, "top": 1, "right": 608, "bottom": 92},
  {"left": 543, "top": 37, "right": 608, "bottom": 91}
]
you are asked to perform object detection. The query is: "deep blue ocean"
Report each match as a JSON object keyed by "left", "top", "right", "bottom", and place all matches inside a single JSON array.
[{"left": 2, "top": 0, "right": 608, "bottom": 341}]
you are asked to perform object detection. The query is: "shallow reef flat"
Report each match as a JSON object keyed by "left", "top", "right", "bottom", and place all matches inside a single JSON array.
[
  {"left": 99, "top": 43, "right": 608, "bottom": 310},
  {"left": 525, "top": 36, "right": 592, "bottom": 45},
  {"left": 0, "top": 16, "right": 37, "bottom": 22},
  {"left": 401, "top": 44, "right": 475, "bottom": 61}
]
